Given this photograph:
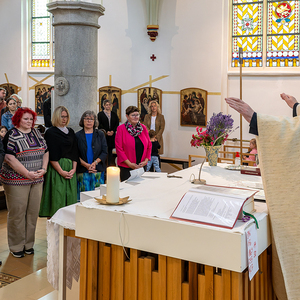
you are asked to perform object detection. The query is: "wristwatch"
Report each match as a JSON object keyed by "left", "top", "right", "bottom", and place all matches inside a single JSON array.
[{"left": 94, "top": 160, "right": 99, "bottom": 165}]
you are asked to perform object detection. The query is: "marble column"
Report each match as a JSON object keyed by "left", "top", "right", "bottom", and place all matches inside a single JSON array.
[{"left": 47, "top": 1, "right": 104, "bottom": 129}]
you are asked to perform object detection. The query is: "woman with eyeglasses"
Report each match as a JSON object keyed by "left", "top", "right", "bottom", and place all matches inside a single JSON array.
[
  {"left": 76, "top": 111, "right": 108, "bottom": 199},
  {"left": 115, "top": 106, "right": 152, "bottom": 181},
  {"left": 39, "top": 106, "right": 78, "bottom": 217}
]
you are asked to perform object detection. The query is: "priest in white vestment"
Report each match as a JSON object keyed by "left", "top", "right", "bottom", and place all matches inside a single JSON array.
[{"left": 225, "top": 94, "right": 300, "bottom": 300}]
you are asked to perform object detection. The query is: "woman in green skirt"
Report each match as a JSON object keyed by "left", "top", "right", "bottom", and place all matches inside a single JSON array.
[{"left": 39, "top": 106, "right": 78, "bottom": 217}]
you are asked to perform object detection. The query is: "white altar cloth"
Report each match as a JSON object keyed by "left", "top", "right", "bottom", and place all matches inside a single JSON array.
[
  {"left": 76, "top": 163, "right": 270, "bottom": 272},
  {"left": 81, "top": 164, "right": 266, "bottom": 234}
]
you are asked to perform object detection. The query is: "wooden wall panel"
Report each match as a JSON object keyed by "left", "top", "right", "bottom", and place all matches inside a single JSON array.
[
  {"left": 87, "top": 239, "right": 98, "bottom": 299},
  {"left": 111, "top": 245, "right": 125, "bottom": 300},
  {"left": 80, "top": 238, "right": 88, "bottom": 300}
]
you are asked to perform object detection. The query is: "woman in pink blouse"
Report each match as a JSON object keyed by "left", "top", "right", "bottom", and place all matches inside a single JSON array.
[{"left": 115, "top": 106, "right": 152, "bottom": 181}]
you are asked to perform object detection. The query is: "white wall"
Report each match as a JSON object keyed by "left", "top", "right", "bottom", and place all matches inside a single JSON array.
[
  {"left": 97, "top": 0, "right": 224, "bottom": 158},
  {"left": 1, "top": 0, "right": 299, "bottom": 158}
]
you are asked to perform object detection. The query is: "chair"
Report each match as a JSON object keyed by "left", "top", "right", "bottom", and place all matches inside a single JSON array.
[
  {"left": 188, "top": 155, "right": 207, "bottom": 167},
  {"left": 241, "top": 152, "right": 257, "bottom": 166},
  {"left": 218, "top": 150, "right": 235, "bottom": 164}
]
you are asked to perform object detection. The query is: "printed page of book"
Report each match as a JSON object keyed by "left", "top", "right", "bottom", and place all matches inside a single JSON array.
[
  {"left": 171, "top": 191, "right": 249, "bottom": 229},
  {"left": 190, "top": 185, "right": 256, "bottom": 200}
]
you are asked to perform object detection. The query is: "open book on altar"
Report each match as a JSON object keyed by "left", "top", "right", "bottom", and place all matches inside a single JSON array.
[{"left": 170, "top": 185, "right": 258, "bottom": 229}]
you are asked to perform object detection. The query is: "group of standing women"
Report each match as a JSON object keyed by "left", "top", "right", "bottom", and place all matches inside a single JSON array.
[
  {"left": 1, "top": 98, "right": 165, "bottom": 258},
  {"left": 1, "top": 106, "right": 108, "bottom": 258}
]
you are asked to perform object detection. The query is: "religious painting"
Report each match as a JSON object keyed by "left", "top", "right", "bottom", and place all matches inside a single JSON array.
[
  {"left": 98, "top": 86, "right": 122, "bottom": 121},
  {"left": 180, "top": 88, "right": 207, "bottom": 127},
  {"left": 0, "top": 83, "right": 19, "bottom": 100},
  {"left": 137, "top": 87, "right": 162, "bottom": 122},
  {"left": 35, "top": 84, "right": 51, "bottom": 116}
]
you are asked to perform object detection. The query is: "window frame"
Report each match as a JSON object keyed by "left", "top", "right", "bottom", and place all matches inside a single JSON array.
[
  {"left": 229, "top": 0, "right": 300, "bottom": 74},
  {"left": 28, "top": 0, "right": 54, "bottom": 72}
]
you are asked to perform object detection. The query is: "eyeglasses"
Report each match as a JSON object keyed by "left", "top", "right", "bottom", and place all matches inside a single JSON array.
[
  {"left": 61, "top": 116, "right": 68, "bottom": 119},
  {"left": 130, "top": 114, "right": 140, "bottom": 118},
  {"left": 84, "top": 118, "right": 95, "bottom": 122}
]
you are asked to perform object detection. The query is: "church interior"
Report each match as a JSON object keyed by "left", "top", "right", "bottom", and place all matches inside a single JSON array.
[{"left": 0, "top": 0, "right": 299, "bottom": 299}]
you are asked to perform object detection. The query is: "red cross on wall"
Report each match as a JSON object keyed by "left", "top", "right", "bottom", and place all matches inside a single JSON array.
[{"left": 150, "top": 54, "right": 156, "bottom": 61}]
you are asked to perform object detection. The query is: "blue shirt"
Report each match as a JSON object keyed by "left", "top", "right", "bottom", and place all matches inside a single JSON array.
[{"left": 85, "top": 133, "right": 93, "bottom": 165}]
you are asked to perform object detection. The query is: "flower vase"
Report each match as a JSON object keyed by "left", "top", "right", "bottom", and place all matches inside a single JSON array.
[{"left": 204, "top": 145, "right": 222, "bottom": 166}]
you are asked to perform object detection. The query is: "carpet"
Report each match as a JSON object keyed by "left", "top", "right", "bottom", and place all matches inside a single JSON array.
[{"left": 0, "top": 272, "right": 20, "bottom": 288}]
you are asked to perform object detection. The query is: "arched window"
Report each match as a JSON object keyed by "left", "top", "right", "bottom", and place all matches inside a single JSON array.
[
  {"left": 232, "top": 0, "right": 300, "bottom": 68},
  {"left": 31, "top": 0, "right": 54, "bottom": 68}
]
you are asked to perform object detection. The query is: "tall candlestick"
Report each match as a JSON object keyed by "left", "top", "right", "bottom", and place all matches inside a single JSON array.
[{"left": 106, "top": 167, "right": 120, "bottom": 203}]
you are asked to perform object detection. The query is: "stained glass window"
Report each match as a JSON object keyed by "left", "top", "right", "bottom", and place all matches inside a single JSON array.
[
  {"left": 31, "top": 0, "right": 54, "bottom": 68},
  {"left": 267, "top": 1, "right": 300, "bottom": 67},
  {"left": 232, "top": 0, "right": 300, "bottom": 68},
  {"left": 232, "top": 0, "right": 263, "bottom": 67}
]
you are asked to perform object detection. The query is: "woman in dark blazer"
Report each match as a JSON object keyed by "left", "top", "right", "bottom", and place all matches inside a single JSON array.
[
  {"left": 76, "top": 110, "right": 108, "bottom": 200},
  {"left": 98, "top": 99, "right": 119, "bottom": 166}
]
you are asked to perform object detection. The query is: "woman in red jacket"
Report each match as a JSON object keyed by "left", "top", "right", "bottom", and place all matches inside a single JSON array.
[{"left": 115, "top": 106, "right": 152, "bottom": 181}]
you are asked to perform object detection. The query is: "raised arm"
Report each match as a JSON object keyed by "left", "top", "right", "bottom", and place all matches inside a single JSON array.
[{"left": 225, "top": 97, "right": 254, "bottom": 123}]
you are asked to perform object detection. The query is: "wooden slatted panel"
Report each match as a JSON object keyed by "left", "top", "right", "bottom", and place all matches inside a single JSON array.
[
  {"left": 167, "top": 257, "right": 183, "bottom": 300},
  {"left": 204, "top": 265, "right": 213, "bottom": 300},
  {"left": 138, "top": 257, "right": 145, "bottom": 300},
  {"left": 250, "top": 273, "right": 255, "bottom": 300},
  {"left": 231, "top": 272, "right": 243, "bottom": 300},
  {"left": 98, "top": 242, "right": 111, "bottom": 300},
  {"left": 255, "top": 270, "right": 260, "bottom": 300},
  {"left": 80, "top": 238, "right": 88, "bottom": 300},
  {"left": 111, "top": 244, "right": 125, "bottom": 300},
  {"left": 144, "top": 256, "right": 155, "bottom": 300},
  {"left": 267, "top": 248, "right": 273, "bottom": 300},
  {"left": 189, "top": 262, "right": 197, "bottom": 300},
  {"left": 127, "top": 249, "right": 140, "bottom": 300},
  {"left": 87, "top": 239, "right": 99, "bottom": 299},
  {"left": 261, "top": 250, "right": 268, "bottom": 300},
  {"left": 198, "top": 268, "right": 205, "bottom": 300},
  {"left": 182, "top": 282, "right": 189, "bottom": 300},
  {"left": 158, "top": 255, "right": 167, "bottom": 300},
  {"left": 124, "top": 259, "right": 131, "bottom": 300},
  {"left": 213, "top": 271, "right": 222, "bottom": 299},
  {"left": 222, "top": 269, "right": 231, "bottom": 299},
  {"left": 152, "top": 270, "right": 159, "bottom": 300},
  {"left": 243, "top": 270, "right": 249, "bottom": 300}
]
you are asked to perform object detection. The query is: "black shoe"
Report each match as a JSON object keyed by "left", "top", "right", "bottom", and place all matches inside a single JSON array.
[
  {"left": 11, "top": 251, "right": 25, "bottom": 258},
  {"left": 24, "top": 248, "right": 34, "bottom": 255}
]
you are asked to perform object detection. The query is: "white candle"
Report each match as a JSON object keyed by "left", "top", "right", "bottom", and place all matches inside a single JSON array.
[{"left": 106, "top": 167, "right": 120, "bottom": 203}]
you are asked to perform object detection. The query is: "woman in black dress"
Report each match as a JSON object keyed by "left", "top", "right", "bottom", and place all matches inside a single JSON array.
[{"left": 98, "top": 99, "right": 119, "bottom": 166}]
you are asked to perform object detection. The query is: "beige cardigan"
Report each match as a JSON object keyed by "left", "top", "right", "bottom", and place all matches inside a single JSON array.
[{"left": 143, "top": 113, "right": 165, "bottom": 155}]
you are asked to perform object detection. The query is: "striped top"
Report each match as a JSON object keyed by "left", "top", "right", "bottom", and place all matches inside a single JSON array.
[{"left": 0, "top": 128, "right": 47, "bottom": 185}]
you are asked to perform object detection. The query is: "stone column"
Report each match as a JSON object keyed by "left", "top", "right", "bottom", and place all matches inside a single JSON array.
[{"left": 47, "top": 1, "right": 104, "bottom": 129}]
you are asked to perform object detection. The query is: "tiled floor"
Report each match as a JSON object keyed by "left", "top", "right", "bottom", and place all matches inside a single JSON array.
[
  {"left": 0, "top": 209, "right": 53, "bottom": 299},
  {"left": 0, "top": 210, "right": 48, "bottom": 278}
]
